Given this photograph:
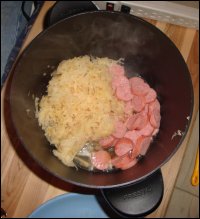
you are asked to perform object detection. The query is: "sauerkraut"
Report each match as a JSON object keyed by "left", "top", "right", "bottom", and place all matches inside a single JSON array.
[{"left": 36, "top": 56, "right": 125, "bottom": 166}]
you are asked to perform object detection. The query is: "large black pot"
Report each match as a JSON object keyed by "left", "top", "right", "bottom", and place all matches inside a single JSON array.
[{"left": 7, "top": 11, "right": 193, "bottom": 213}]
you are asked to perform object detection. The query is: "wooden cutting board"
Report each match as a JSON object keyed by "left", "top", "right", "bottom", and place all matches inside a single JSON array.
[{"left": 1, "top": 2, "right": 199, "bottom": 218}]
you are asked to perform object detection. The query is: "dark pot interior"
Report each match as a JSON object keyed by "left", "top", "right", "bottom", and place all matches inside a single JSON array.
[{"left": 8, "top": 11, "right": 193, "bottom": 188}]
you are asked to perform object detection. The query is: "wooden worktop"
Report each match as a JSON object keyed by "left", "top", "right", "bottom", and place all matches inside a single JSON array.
[{"left": 1, "top": 2, "right": 199, "bottom": 218}]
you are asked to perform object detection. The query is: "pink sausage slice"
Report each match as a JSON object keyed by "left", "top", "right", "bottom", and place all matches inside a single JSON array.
[
  {"left": 125, "top": 115, "right": 137, "bottom": 130},
  {"left": 112, "top": 154, "right": 132, "bottom": 169},
  {"left": 139, "top": 122, "right": 154, "bottom": 137},
  {"left": 99, "top": 136, "right": 115, "bottom": 148},
  {"left": 150, "top": 109, "right": 161, "bottom": 128},
  {"left": 112, "top": 121, "right": 127, "bottom": 138},
  {"left": 129, "top": 146, "right": 140, "bottom": 159},
  {"left": 145, "top": 88, "right": 157, "bottom": 103},
  {"left": 112, "top": 138, "right": 119, "bottom": 146},
  {"left": 109, "top": 64, "right": 125, "bottom": 76},
  {"left": 116, "top": 84, "right": 133, "bottom": 101},
  {"left": 131, "top": 113, "right": 148, "bottom": 130},
  {"left": 124, "top": 101, "right": 134, "bottom": 115},
  {"left": 141, "top": 104, "right": 149, "bottom": 116},
  {"left": 91, "top": 150, "right": 111, "bottom": 170},
  {"left": 132, "top": 95, "right": 146, "bottom": 112},
  {"left": 136, "top": 136, "right": 152, "bottom": 156},
  {"left": 112, "top": 151, "right": 138, "bottom": 170},
  {"left": 121, "top": 158, "right": 138, "bottom": 170},
  {"left": 124, "top": 130, "right": 141, "bottom": 145},
  {"left": 130, "top": 76, "right": 144, "bottom": 84},
  {"left": 112, "top": 76, "right": 129, "bottom": 92},
  {"left": 115, "top": 138, "right": 133, "bottom": 156},
  {"left": 130, "top": 77, "right": 150, "bottom": 96},
  {"left": 148, "top": 99, "right": 160, "bottom": 115}
]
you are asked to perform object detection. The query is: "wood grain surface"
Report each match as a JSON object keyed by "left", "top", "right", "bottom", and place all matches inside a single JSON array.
[{"left": 1, "top": 2, "right": 199, "bottom": 218}]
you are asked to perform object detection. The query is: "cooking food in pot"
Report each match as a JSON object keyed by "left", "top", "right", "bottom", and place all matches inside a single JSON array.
[
  {"left": 9, "top": 11, "right": 193, "bottom": 188},
  {"left": 35, "top": 55, "right": 161, "bottom": 172}
]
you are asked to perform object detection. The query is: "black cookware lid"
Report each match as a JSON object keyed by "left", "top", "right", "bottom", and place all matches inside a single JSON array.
[
  {"left": 44, "top": 1, "right": 98, "bottom": 29},
  {"left": 101, "top": 169, "right": 164, "bottom": 218}
]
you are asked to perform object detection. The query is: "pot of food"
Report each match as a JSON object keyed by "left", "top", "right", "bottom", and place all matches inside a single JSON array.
[{"left": 6, "top": 11, "right": 193, "bottom": 217}]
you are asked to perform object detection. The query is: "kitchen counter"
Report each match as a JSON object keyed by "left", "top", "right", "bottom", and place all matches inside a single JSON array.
[{"left": 1, "top": 1, "right": 199, "bottom": 218}]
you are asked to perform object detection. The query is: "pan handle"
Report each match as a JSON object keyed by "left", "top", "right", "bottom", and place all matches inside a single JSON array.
[{"left": 101, "top": 169, "right": 164, "bottom": 218}]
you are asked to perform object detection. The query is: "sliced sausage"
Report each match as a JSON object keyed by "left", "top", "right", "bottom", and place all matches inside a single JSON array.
[
  {"left": 91, "top": 150, "right": 111, "bottom": 170},
  {"left": 129, "top": 146, "right": 140, "bottom": 159},
  {"left": 130, "top": 77, "right": 150, "bottom": 96},
  {"left": 139, "top": 122, "right": 154, "bottom": 137},
  {"left": 132, "top": 95, "right": 146, "bottom": 112},
  {"left": 111, "top": 154, "right": 132, "bottom": 169},
  {"left": 112, "top": 138, "right": 119, "bottom": 146},
  {"left": 124, "top": 101, "right": 134, "bottom": 115},
  {"left": 112, "top": 152, "right": 138, "bottom": 170},
  {"left": 141, "top": 104, "right": 149, "bottom": 116},
  {"left": 148, "top": 99, "right": 160, "bottom": 115},
  {"left": 124, "top": 130, "right": 141, "bottom": 145},
  {"left": 125, "top": 115, "right": 137, "bottom": 130},
  {"left": 136, "top": 136, "right": 152, "bottom": 156},
  {"left": 116, "top": 84, "right": 133, "bottom": 101},
  {"left": 129, "top": 76, "right": 144, "bottom": 84},
  {"left": 121, "top": 158, "right": 138, "bottom": 170},
  {"left": 115, "top": 137, "right": 133, "bottom": 156},
  {"left": 150, "top": 109, "right": 161, "bottom": 128},
  {"left": 112, "top": 121, "right": 127, "bottom": 138},
  {"left": 99, "top": 136, "right": 115, "bottom": 148},
  {"left": 112, "top": 76, "right": 129, "bottom": 92},
  {"left": 109, "top": 64, "right": 125, "bottom": 76},
  {"left": 129, "top": 77, "right": 145, "bottom": 92},
  {"left": 145, "top": 88, "right": 157, "bottom": 103},
  {"left": 131, "top": 113, "right": 148, "bottom": 130}
]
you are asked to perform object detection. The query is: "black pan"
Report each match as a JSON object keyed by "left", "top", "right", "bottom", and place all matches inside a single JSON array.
[{"left": 7, "top": 11, "right": 193, "bottom": 190}]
